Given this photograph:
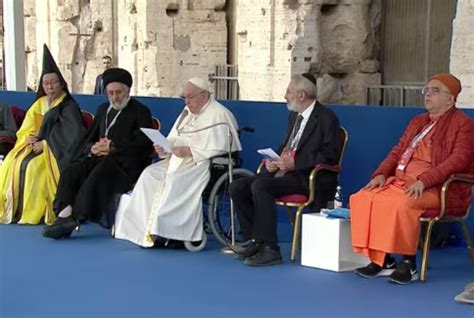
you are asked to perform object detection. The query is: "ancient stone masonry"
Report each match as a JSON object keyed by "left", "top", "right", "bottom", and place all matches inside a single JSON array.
[
  {"left": 2, "top": 0, "right": 472, "bottom": 105},
  {"left": 21, "top": 0, "right": 227, "bottom": 96},
  {"left": 117, "top": 0, "right": 227, "bottom": 97},
  {"left": 23, "top": 0, "right": 114, "bottom": 93},
  {"left": 236, "top": 0, "right": 381, "bottom": 104},
  {"left": 450, "top": 0, "right": 474, "bottom": 108}
]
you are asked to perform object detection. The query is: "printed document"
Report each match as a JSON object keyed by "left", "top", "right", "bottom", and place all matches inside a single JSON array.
[
  {"left": 257, "top": 148, "right": 281, "bottom": 161},
  {"left": 140, "top": 128, "right": 172, "bottom": 152}
]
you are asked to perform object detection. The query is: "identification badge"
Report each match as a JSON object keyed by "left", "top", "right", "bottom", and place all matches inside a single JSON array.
[{"left": 397, "top": 147, "right": 415, "bottom": 171}]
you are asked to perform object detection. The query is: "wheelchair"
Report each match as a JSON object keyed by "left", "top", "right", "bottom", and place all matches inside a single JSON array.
[{"left": 182, "top": 127, "right": 254, "bottom": 252}]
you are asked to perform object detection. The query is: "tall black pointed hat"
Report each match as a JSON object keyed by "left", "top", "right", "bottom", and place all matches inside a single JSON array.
[{"left": 35, "top": 44, "right": 69, "bottom": 100}]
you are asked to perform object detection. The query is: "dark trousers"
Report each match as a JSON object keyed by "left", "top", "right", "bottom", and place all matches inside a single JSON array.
[
  {"left": 229, "top": 171, "right": 337, "bottom": 246},
  {"left": 229, "top": 173, "right": 308, "bottom": 245},
  {"left": 54, "top": 156, "right": 132, "bottom": 225}
]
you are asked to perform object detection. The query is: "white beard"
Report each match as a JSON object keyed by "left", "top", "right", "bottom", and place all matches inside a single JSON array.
[
  {"left": 287, "top": 103, "right": 298, "bottom": 112},
  {"left": 110, "top": 96, "right": 131, "bottom": 110}
]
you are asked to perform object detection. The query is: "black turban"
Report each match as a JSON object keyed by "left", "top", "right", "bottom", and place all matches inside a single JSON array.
[{"left": 102, "top": 68, "right": 133, "bottom": 89}]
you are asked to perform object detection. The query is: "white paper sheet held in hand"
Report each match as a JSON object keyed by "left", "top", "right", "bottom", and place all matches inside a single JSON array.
[
  {"left": 140, "top": 128, "right": 172, "bottom": 153},
  {"left": 257, "top": 148, "right": 281, "bottom": 161}
]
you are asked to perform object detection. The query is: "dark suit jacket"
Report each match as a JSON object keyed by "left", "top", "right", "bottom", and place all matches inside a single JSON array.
[
  {"left": 94, "top": 74, "right": 104, "bottom": 95},
  {"left": 274, "top": 102, "right": 342, "bottom": 207}
]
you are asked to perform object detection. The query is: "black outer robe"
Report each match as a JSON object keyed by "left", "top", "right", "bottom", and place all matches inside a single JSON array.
[
  {"left": 37, "top": 95, "right": 86, "bottom": 170},
  {"left": 53, "top": 98, "right": 154, "bottom": 227}
]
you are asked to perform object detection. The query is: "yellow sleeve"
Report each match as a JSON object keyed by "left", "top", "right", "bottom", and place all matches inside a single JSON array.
[{"left": 16, "top": 98, "right": 44, "bottom": 145}]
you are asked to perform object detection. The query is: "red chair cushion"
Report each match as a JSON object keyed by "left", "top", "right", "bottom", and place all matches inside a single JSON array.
[
  {"left": 421, "top": 208, "right": 467, "bottom": 218},
  {"left": 81, "top": 112, "right": 94, "bottom": 128},
  {"left": 277, "top": 194, "right": 308, "bottom": 203},
  {"left": 10, "top": 106, "right": 26, "bottom": 128}
]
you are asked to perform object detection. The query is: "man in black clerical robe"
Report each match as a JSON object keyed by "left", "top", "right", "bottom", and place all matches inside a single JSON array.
[{"left": 42, "top": 68, "right": 153, "bottom": 239}]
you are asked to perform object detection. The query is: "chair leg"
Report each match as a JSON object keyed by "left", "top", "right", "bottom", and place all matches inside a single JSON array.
[
  {"left": 285, "top": 207, "right": 295, "bottom": 226},
  {"left": 290, "top": 206, "right": 304, "bottom": 263},
  {"left": 420, "top": 220, "right": 435, "bottom": 283},
  {"left": 418, "top": 228, "right": 425, "bottom": 253},
  {"left": 459, "top": 220, "right": 474, "bottom": 266}
]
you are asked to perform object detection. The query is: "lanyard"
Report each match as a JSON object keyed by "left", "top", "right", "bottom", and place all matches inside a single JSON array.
[
  {"left": 289, "top": 125, "right": 304, "bottom": 150},
  {"left": 409, "top": 121, "right": 436, "bottom": 149},
  {"left": 105, "top": 107, "right": 122, "bottom": 137},
  {"left": 397, "top": 121, "right": 436, "bottom": 171}
]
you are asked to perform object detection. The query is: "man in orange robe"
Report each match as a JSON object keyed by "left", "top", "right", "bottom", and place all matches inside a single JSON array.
[{"left": 350, "top": 73, "right": 474, "bottom": 284}]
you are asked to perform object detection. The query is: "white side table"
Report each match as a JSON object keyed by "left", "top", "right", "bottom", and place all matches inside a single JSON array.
[{"left": 301, "top": 213, "right": 369, "bottom": 272}]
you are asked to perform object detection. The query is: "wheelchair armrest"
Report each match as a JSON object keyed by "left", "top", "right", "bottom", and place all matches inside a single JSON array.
[{"left": 437, "top": 174, "right": 474, "bottom": 219}]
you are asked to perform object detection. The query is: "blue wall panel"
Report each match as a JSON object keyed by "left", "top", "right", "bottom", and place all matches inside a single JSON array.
[{"left": 1, "top": 91, "right": 473, "bottom": 236}]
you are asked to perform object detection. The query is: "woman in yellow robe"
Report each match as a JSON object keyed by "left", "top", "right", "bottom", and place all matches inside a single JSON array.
[{"left": 0, "top": 44, "right": 85, "bottom": 225}]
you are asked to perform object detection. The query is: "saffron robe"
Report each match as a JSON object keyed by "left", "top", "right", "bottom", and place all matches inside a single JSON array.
[
  {"left": 0, "top": 92, "right": 85, "bottom": 224},
  {"left": 350, "top": 126, "right": 440, "bottom": 266},
  {"left": 114, "top": 99, "right": 241, "bottom": 246}
]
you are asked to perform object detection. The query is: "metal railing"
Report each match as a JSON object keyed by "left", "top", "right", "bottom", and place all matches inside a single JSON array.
[
  {"left": 366, "top": 84, "right": 425, "bottom": 107},
  {"left": 210, "top": 64, "right": 239, "bottom": 100}
]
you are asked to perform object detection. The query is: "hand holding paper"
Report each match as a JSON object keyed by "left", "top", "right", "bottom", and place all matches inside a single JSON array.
[
  {"left": 140, "top": 128, "right": 172, "bottom": 153},
  {"left": 257, "top": 148, "right": 281, "bottom": 161}
]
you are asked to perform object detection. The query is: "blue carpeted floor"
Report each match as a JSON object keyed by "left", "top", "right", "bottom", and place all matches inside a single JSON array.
[{"left": 1, "top": 223, "right": 473, "bottom": 318}]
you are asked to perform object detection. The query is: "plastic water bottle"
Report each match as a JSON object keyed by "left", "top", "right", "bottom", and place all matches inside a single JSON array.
[{"left": 334, "top": 186, "right": 343, "bottom": 208}]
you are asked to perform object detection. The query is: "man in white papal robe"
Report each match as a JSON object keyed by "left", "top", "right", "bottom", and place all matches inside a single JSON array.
[{"left": 114, "top": 78, "right": 241, "bottom": 247}]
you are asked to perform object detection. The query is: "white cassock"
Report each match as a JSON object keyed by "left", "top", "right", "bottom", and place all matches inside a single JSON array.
[{"left": 114, "top": 99, "right": 242, "bottom": 247}]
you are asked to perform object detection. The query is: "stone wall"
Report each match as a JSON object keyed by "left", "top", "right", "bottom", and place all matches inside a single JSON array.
[
  {"left": 450, "top": 0, "right": 474, "bottom": 108},
  {"left": 5, "top": 0, "right": 474, "bottom": 106},
  {"left": 236, "top": 0, "right": 382, "bottom": 104},
  {"left": 21, "top": 0, "right": 227, "bottom": 96},
  {"left": 3, "top": 0, "right": 381, "bottom": 103},
  {"left": 117, "top": 0, "right": 227, "bottom": 97}
]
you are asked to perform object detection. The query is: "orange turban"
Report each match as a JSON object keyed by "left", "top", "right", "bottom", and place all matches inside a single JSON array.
[{"left": 428, "top": 73, "right": 462, "bottom": 100}]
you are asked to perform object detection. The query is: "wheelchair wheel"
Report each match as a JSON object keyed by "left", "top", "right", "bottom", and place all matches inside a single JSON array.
[
  {"left": 184, "top": 233, "right": 207, "bottom": 252},
  {"left": 207, "top": 168, "right": 254, "bottom": 245}
]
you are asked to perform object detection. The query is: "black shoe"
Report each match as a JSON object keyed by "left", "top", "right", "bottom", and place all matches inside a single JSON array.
[
  {"left": 152, "top": 236, "right": 185, "bottom": 249},
  {"left": 229, "top": 240, "right": 262, "bottom": 260},
  {"left": 388, "top": 259, "right": 419, "bottom": 285},
  {"left": 244, "top": 244, "right": 283, "bottom": 267},
  {"left": 356, "top": 257, "right": 396, "bottom": 278},
  {"left": 222, "top": 239, "right": 253, "bottom": 254},
  {"left": 165, "top": 239, "right": 185, "bottom": 249},
  {"left": 42, "top": 216, "right": 79, "bottom": 239},
  {"left": 226, "top": 239, "right": 253, "bottom": 253}
]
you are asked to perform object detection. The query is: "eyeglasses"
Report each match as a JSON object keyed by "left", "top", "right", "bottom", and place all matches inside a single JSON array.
[
  {"left": 421, "top": 86, "right": 451, "bottom": 96},
  {"left": 180, "top": 91, "right": 205, "bottom": 100},
  {"left": 43, "top": 80, "right": 61, "bottom": 86}
]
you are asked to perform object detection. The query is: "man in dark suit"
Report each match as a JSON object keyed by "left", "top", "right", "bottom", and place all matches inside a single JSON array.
[
  {"left": 42, "top": 68, "right": 153, "bottom": 239},
  {"left": 229, "top": 73, "right": 342, "bottom": 266},
  {"left": 93, "top": 55, "right": 112, "bottom": 95}
]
